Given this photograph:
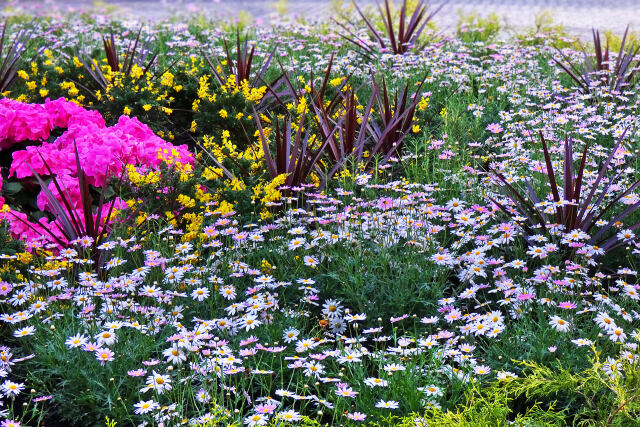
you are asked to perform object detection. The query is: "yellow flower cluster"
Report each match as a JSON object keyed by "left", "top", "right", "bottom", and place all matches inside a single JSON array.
[
  {"left": 195, "top": 186, "right": 212, "bottom": 204},
  {"left": 196, "top": 75, "right": 216, "bottom": 104},
  {"left": 215, "top": 200, "right": 235, "bottom": 215},
  {"left": 202, "top": 166, "right": 224, "bottom": 181},
  {"left": 219, "top": 74, "right": 267, "bottom": 104},
  {"left": 157, "top": 148, "right": 193, "bottom": 176},
  {"left": 202, "top": 131, "right": 262, "bottom": 172},
  {"left": 160, "top": 71, "right": 174, "bottom": 87},
  {"left": 418, "top": 96, "right": 430, "bottom": 111},
  {"left": 177, "top": 194, "right": 196, "bottom": 208},
  {"left": 227, "top": 177, "right": 246, "bottom": 191},
  {"left": 182, "top": 211, "right": 203, "bottom": 242},
  {"left": 126, "top": 165, "right": 160, "bottom": 187},
  {"left": 238, "top": 78, "right": 267, "bottom": 103},
  {"left": 261, "top": 259, "right": 273, "bottom": 273},
  {"left": 60, "top": 81, "right": 79, "bottom": 97},
  {"left": 252, "top": 173, "right": 287, "bottom": 206}
]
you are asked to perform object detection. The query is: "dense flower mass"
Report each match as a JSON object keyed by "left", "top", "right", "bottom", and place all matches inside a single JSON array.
[
  {"left": 2, "top": 98, "right": 193, "bottom": 185},
  {"left": 0, "top": 97, "right": 193, "bottom": 245},
  {"left": 1, "top": 2, "right": 640, "bottom": 426}
]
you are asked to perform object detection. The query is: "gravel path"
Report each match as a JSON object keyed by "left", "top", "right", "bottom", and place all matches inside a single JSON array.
[{"left": 5, "top": 0, "right": 640, "bottom": 39}]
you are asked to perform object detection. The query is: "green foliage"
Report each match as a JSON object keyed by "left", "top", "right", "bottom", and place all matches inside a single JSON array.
[
  {"left": 515, "top": 11, "right": 576, "bottom": 48},
  {"left": 415, "top": 388, "right": 566, "bottom": 426},
  {"left": 267, "top": 416, "right": 326, "bottom": 426},
  {"left": 603, "top": 29, "right": 640, "bottom": 54},
  {"left": 20, "top": 315, "right": 164, "bottom": 425},
  {"left": 456, "top": 12, "right": 502, "bottom": 44},
  {"left": 3, "top": 9, "right": 640, "bottom": 427},
  {"left": 502, "top": 350, "right": 640, "bottom": 426},
  {"left": 383, "top": 349, "right": 640, "bottom": 426}
]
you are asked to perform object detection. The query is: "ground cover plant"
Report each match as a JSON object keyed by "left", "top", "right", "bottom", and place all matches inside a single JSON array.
[{"left": 1, "top": 1, "right": 640, "bottom": 426}]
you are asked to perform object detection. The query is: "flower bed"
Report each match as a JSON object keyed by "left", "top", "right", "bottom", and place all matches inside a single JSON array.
[{"left": 0, "top": 4, "right": 640, "bottom": 426}]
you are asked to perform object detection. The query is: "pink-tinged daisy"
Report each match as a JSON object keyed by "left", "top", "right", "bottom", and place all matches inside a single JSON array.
[
  {"left": 95, "top": 348, "right": 115, "bottom": 365},
  {"left": 377, "top": 197, "right": 394, "bottom": 210},
  {"left": 133, "top": 399, "right": 159, "bottom": 415},
  {"left": 364, "top": 377, "right": 388, "bottom": 387},
  {"left": 473, "top": 365, "right": 491, "bottom": 375},
  {"left": 1, "top": 380, "right": 24, "bottom": 396},
  {"left": 517, "top": 293, "right": 534, "bottom": 301},
  {"left": 346, "top": 412, "right": 367, "bottom": 421},
  {"left": 375, "top": 400, "right": 399, "bottom": 409},
  {"left": 255, "top": 403, "right": 277, "bottom": 414},
  {"left": 13, "top": 326, "right": 35, "bottom": 338},
  {"left": 608, "top": 327, "right": 627, "bottom": 343},
  {"left": 558, "top": 301, "right": 577, "bottom": 310},
  {"left": 196, "top": 388, "right": 210, "bottom": 403},
  {"left": 623, "top": 285, "right": 639, "bottom": 300},
  {"left": 244, "top": 413, "right": 268, "bottom": 426},
  {"left": 549, "top": 316, "right": 570, "bottom": 332},
  {"left": 277, "top": 410, "right": 302, "bottom": 422},
  {"left": 141, "top": 371, "right": 172, "bottom": 394},
  {"left": 486, "top": 123, "right": 503, "bottom": 133},
  {"left": 335, "top": 385, "right": 358, "bottom": 398}
]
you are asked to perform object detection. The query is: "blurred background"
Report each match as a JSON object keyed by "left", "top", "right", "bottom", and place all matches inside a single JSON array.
[{"left": 3, "top": 0, "right": 639, "bottom": 38}]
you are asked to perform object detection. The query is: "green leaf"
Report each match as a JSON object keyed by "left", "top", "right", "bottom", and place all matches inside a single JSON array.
[{"left": 2, "top": 181, "right": 23, "bottom": 195}]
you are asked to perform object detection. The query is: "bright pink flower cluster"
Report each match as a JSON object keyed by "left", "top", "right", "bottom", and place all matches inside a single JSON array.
[
  {"left": 0, "top": 173, "right": 4, "bottom": 209},
  {"left": 0, "top": 98, "right": 194, "bottom": 245},
  {"left": 0, "top": 97, "right": 97, "bottom": 149},
  {"left": 5, "top": 98, "right": 193, "bottom": 187}
]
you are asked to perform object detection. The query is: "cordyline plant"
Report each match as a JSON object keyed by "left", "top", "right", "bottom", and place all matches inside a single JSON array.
[
  {"left": 314, "top": 74, "right": 425, "bottom": 174},
  {"left": 336, "top": 0, "right": 447, "bottom": 56},
  {"left": 263, "top": 52, "right": 353, "bottom": 112},
  {"left": 262, "top": 53, "right": 352, "bottom": 114},
  {"left": 0, "top": 19, "right": 33, "bottom": 93},
  {"left": 203, "top": 30, "right": 277, "bottom": 89},
  {"left": 7, "top": 143, "right": 123, "bottom": 276},
  {"left": 253, "top": 107, "right": 339, "bottom": 189},
  {"left": 490, "top": 130, "right": 640, "bottom": 257},
  {"left": 77, "top": 26, "right": 158, "bottom": 91},
  {"left": 369, "top": 76, "right": 424, "bottom": 165},
  {"left": 312, "top": 83, "right": 375, "bottom": 178},
  {"left": 554, "top": 26, "right": 640, "bottom": 94}
]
